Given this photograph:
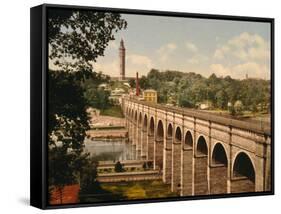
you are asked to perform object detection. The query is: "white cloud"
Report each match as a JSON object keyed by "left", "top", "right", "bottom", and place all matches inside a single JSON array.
[
  {"left": 93, "top": 59, "right": 119, "bottom": 74},
  {"left": 166, "top": 43, "right": 177, "bottom": 50},
  {"left": 93, "top": 53, "right": 153, "bottom": 77},
  {"left": 209, "top": 64, "right": 231, "bottom": 77},
  {"left": 214, "top": 48, "right": 225, "bottom": 60},
  {"left": 187, "top": 57, "right": 199, "bottom": 64},
  {"left": 209, "top": 62, "right": 269, "bottom": 79},
  {"left": 185, "top": 41, "right": 198, "bottom": 53},
  {"left": 211, "top": 32, "right": 270, "bottom": 79},
  {"left": 126, "top": 54, "right": 153, "bottom": 77},
  {"left": 232, "top": 62, "right": 269, "bottom": 79},
  {"left": 156, "top": 41, "right": 205, "bottom": 66},
  {"left": 183, "top": 41, "right": 208, "bottom": 65},
  {"left": 213, "top": 32, "right": 270, "bottom": 63},
  {"left": 127, "top": 54, "right": 153, "bottom": 70},
  {"left": 156, "top": 43, "right": 177, "bottom": 62},
  {"left": 187, "top": 54, "right": 208, "bottom": 65}
]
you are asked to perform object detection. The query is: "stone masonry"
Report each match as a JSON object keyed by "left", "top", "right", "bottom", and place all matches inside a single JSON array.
[{"left": 123, "top": 98, "right": 272, "bottom": 195}]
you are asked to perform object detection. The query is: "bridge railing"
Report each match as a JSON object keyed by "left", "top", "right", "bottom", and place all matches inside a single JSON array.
[{"left": 123, "top": 97, "right": 271, "bottom": 136}]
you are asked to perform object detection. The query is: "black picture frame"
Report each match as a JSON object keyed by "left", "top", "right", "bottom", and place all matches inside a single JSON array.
[{"left": 30, "top": 3, "right": 274, "bottom": 209}]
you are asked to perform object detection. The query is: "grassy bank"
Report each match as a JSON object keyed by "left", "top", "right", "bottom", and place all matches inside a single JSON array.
[
  {"left": 99, "top": 180, "right": 178, "bottom": 200},
  {"left": 80, "top": 180, "right": 178, "bottom": 202},
  {"left": 100, "top": 105, "right": 124, "bottom": 118}
]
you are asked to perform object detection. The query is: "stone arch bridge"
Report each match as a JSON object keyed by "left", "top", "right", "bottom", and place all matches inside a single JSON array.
[{"left": 122, "top": 97, "right": 271, "bottom": 196}]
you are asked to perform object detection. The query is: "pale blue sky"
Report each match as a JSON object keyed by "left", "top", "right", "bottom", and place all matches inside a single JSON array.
[{"left": 94, "top": 14, "right": 271, "bottom": 79}]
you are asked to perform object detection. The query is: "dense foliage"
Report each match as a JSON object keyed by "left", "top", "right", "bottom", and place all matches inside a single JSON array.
[
  {"left": 79, "top": 158, "right": 100, "bottom": 195},
  {"left": 47, "top": 8, "right": 127, "bottom": 200},
  {"left": 48, "top": 70, "right": 90, "bottom": 184},
  {"left": 138, "top": 69, "right": 270, "bottom": 114},
  {"left": 81, "top": 72, "right": 112, "bottom": 109},
  {"left": 48, "top": 8, "right": 127, "bottom": 73}
]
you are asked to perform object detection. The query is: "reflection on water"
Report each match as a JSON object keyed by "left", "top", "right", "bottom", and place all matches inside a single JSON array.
[{"left": 84, "top": 138, "right": 136, "bottom": 161}]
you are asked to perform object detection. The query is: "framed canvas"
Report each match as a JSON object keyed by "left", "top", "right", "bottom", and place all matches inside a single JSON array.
[{"left": 30, "top": 3, "right": 274, "bottom": 209}]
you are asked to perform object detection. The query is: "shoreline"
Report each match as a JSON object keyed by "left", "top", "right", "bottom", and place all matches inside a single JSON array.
[{"left": 86, "top": 128, "right": 128, "bottom": 139}]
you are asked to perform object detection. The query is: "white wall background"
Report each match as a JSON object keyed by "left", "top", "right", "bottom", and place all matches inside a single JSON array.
[{"left": 0, "top": 0, "right": 279, "bottom": 213}]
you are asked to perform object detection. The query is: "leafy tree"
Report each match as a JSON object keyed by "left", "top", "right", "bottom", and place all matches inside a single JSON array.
[
  {"left": 139, "top": 76, "right": 149, "bottom": 89},
  {"left": 228, "top": 104, "right": 236, "bottom": 116},
  {"left": 128, "top": 78, "right": 136, "bottom": 88},
  {"left": 178, "top": 88, "right": 195, "bottom": 108},
  {"left": 82, "top": 72, "right": 112, "bottom": 109},
  {"left": 225, "top": 81, "right": 240, "bottom": 104},
  {"left": 80, "top": 158, "right": 100, "bottom": 195},
  {"left": 85, "top": 88, "right": 111, "bottom": 109},
  {"left": 215, "top": 90, "right": 228, "bottom": 109},
  {"left": 142, "top": 69, "right": 270, "bottom": 115},
  {"left": 190, "top": 79, "right": 208, "bottom": 103},
  {"left": 48, "top": 70, "right": 91, "bottom": 203},
  {"left": 48, "top": 147, "right": 77, "bottom": 204},
  {"left": 158, "top": 84, "right": 172, "bottom": 103},
  {"left": 48, "top": 8, "right": 127, "bottom": 73},
  {"left": 47, "top": 8, "right": 127, "bottom": 199},
  {"left": 234, "top": 100, "right": 244, "bottom": 115}
]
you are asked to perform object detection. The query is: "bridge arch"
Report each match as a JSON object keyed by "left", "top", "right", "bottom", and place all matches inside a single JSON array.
[
  {"left": 181, "top": 130, "right": 194, "bottom": 195},
  {"left": 194, "top": 135, "right": 208, "bottom": 195},
  {"left": 147, "top": 117, "right": 155, "bottom": 161},
  {"left": 210, "top": 142, "right": 228, "bottom": 194},
  {"left": 138, "top": 112, "right": 142, "bottom": 126},
  {"left": 167, "top": 123, "right": 173, "bottom": 138},
  {"left": 212, "top": 143, "right": 228, "bottom": 165},
  {"left": 232, "top": 152, "right": 255, "bottom": 180},
  {"left": 156, "top": 120, "right": 164, "bottom": 140},
  {"left": 196, "top": 136, "right": 208, "bottom": 156},
  {"left": 231, "top": 152, "right": 255, "bottom": 193},
  {"left": 143, "top": 114, "right": 148, "bottom": 130},
  {"left": 155, "top": 120, "right": 164, "bottom": 169},
  {"left": 149, "top": 117, "right": 155, "bottom": 135},
  {"left": 172, "top": 126, "right": 182, "bottom": 192},
  {"left": 184, "top": 131, "right": 193, "bottom": 148},
  {"left": 164, "top": 123, "right": 173, "bottom": 183},
  {"left": 175, "top": 127, "right": 182, "bottom": 143},
  {"left": 134, "top": 110, "right": 138, "bottom": 122}
]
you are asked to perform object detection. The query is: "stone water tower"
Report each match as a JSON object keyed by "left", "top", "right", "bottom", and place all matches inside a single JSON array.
[{"left": 119, "top": 39, "right": 126, "bottom": 80}]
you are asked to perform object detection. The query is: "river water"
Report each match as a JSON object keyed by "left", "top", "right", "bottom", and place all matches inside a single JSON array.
[{"left": 84, "top": 138, "right": 136, "bottom": 161}]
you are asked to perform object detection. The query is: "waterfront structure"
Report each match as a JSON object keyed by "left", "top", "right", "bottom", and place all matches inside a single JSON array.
[
  {"left": 123, "top": 97, "right": 271, "bottom": 195},
  {"left": 143, "top": 89, "right": 157, "bottom": 103}
]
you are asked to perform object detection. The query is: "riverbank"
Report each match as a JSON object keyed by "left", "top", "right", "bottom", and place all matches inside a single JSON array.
[
  {"left": 86, "top": 128, "right": 128, "bottom": 139},
  {"left": 97, "top": 170, "right": 161, "bottom": 182},
  {"left": 87, "top": 111, "right": 127, "bottom": 138},
  {"left": 89, "top": 110, "right": 125, "bottom": 128}
]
